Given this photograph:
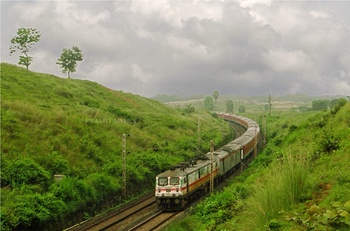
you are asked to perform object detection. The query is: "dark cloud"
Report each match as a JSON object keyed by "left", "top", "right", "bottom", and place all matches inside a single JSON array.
[{"left": 1, "top": 0, "right": 349, "bottom": 97}]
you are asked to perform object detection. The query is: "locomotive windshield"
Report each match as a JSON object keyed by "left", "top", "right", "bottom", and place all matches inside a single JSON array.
[
  {"left": 158, "top": 177, "right": 168, "bottom": 186},
  {"left": 170, "top": 177, "right": 179, "bottom": 185}
]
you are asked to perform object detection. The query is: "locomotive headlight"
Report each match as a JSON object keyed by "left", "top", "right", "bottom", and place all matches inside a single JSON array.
[{"left": 176, "top": 187, "right": 179, "bottom": 192}]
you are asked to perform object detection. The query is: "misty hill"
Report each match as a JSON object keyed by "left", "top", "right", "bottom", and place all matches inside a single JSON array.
[{"left": 0, "top": 63, "right": 231, "bottom": 231}]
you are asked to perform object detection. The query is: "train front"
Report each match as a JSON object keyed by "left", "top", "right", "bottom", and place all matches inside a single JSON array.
[{"left": 155, "top": 170, "right": 187, "bottom": 210}]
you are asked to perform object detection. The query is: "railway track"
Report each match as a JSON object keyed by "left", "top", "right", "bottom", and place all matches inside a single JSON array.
[
  {"left": 128, "top": 211, "right": 177, "bottom": 231},
  {"left": 66, "top": 121, "right": 252, "bottom": 231},
  {"left": 65, "top": 192, "right": 157, "bottom": 231},
  {"left": 229, "top": 121, "right": 247, "bottom": 138}
]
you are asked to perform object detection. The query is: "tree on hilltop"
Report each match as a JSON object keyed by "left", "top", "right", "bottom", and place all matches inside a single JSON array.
[
  {"left": 56, "top": 46, "right": 83, "bottom": 79},
  {"left": 204, "top": 96, "right": 214, "bottom": 111},
  {"left": 9, "top": 27, "right": 41, "bottom": 70},
  {"left": 213, "top": 90, "right": 219, "bottom": 102},
  {"left": 226, "top": 100, "right": 234, "bottom": 113}
]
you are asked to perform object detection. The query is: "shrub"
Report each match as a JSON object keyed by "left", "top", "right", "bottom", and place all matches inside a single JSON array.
[
  {"left": 288, "top": 124, "right": 298, "bottom": 132},
  {"left": 1, "top": 158, "right": 51, "bottom": 189},
  {"left": 317, "top": 129, "right": 340, "bottom": 154},
  {"left": 86, "top": 173, "right": 118, "bottom": 202},
  {"left": 50, "top": 177, "right": 95, "bottom": 212},
  {"left": 195, "top": 184, "right": 247, "bottom": 229},
  {"left": 1, "top": 188, "right": 66, "bottom": 231},
  {"left": 39, "top": 151, "right": 71, "bottom": 176}
]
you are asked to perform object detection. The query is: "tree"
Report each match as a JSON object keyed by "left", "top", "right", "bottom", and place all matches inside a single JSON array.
[
  {"left": 312, "top": 100, "right": 329, "bottom": 111},
  {"left": 9, "top": 27, "right": 41, "bottom": 70},
  {"left": 268, "top": 94, "right": 272, "bottom": 115},
  {"left": 183, "top": 104, "right": 195, "bottom": 114},
  {"left": 213, "top": 91, "right": 219, "bottom": 102},
  {"left": 226, "top": 100, "right": 234, "bottom": 113},
  {"left": 56, "top": 46, "right": 83, "bottom": 78},
  {"left": 204, "top": 96, "right": 214, "bottom": 111},
  {"left": 213, "top": 90, "right": 219, "bottom": 111},
  {"left": 238, "top": 105, "right": 245, "bottom": 113}
]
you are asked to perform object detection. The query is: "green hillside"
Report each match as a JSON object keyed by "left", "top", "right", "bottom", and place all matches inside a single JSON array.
[
  {"left": 166, "top": 99, "right": 350, "bottom": 230},
  {"left": 0, "top": 63, "right": 232, "bottom": 231}
]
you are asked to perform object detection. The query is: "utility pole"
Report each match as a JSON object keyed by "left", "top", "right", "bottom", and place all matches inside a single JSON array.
[
  {"left": 210, "top": 140, "right": 214, "bottom": 194},
  {"left": 198, "top": 118, "right": 201, "bottom": 155},
  {"left": 122, "top": 133, "right": 127, "bottom": 199}
]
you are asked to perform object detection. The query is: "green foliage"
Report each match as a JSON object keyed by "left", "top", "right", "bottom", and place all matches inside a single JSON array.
[
  {"left": 169, "top": 102, "right": 349, "bottom": 231},
  {"left": 38, "top": 151, "right": 71, "bottom": 176},
  {"left": 238, "top": 105, "right": 245, "bottom": 113},
  {"left": 226, "top": 100, "right": 234, "bottom": 113},
  {"left": 162, "top": 216, "right": 205, "bottom": 231},
  {"left": 312, "top": 99, "right": 329, "bottom": 111},
  {"left": 288, "top": 124, "right": 298, "bottom": 133},
  {"left": 312, "top": 98, "right": 347, "bottom": 112},
  {"left": 1, "top": 187, "right": 65, "bottom": 231},
  {"left": 298, "top": 105, "right": 310, "bottom": 112},
  {"left": 204, "top": 96, "right": 214, "bottom": 111},
  {"left": 56, "top": 46, "right": 83, "bottom": 78},
  {"left": 9, "top": 27, "right": 41, "bottom": 70},
  {"left": 0, "top": 63, "right": 232, "bottom": 230},
  {"left": 282, "top": 201, "right": 350, "bottom": 230},
  {"left": 330, "top": 98, "right": 347, "bottom": 115},
  {"left": 50, "top": 177, "right": 95, "bottom": 212},
  {"left": 213, "top": 90, "right": 219, "bottom": 101},
  {"left": 316, "top": 129, "right": 340, "bottom": 155},
  {"left": 87, "top": 173, "right": 118, "bottom": 202},
  {"left": 183, "top": 104, "right": 195, "bottom": 114},
  {"left": 1, "top": 158, "right": 51, "bottom": 189},
  {"left": 195, "top": 184, "right": 247, "bottom": 229},
  {"left": 246, "top": 154, "right": 310, "bottom": 229}
]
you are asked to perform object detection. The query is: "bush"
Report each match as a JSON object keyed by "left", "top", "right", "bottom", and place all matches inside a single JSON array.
[
  {"left": 1, "top": 158, "right": 51, "bottom": 189},
  {"left": 1, "top": 187, "right": 66, "bottom": 231},
  {"left": 50, "top": 177, "right": 95, "bottom": 212},
  {"left": 317, "top": 129, "right": 340, "bottom": 154},
  {"left": 195, "top": 184, "right": 247, "bottom": 229},
  {"left": 288, "top": 124, "right": 298, "bottom": 132},
  {"left": 87, "top": 173, "right": 118, "bottom": 202},
  {"left": 39, "top": 151, "right": 71, "bottom": 176}
]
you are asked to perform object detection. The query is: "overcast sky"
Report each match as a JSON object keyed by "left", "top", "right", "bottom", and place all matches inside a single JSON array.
[{"left": 1, "top": 0, "right": 350, "bottom": 97}]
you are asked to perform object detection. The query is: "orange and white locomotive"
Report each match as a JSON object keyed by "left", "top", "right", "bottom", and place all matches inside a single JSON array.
[{"left": 155, "top": 113, "right": 260, "bottom": 210}]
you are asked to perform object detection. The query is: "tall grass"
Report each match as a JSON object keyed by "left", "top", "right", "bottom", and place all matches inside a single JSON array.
[
  {"left": 1, "top": 63, "right": 234, "bottom": 230},
  {"left": 247, "top": 153, "right": 309, "bottom": 229}
]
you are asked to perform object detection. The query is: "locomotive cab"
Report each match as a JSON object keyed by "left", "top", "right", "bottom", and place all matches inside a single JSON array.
[{"left": 155, "top": 173, "right": 187, "bottom": 210}]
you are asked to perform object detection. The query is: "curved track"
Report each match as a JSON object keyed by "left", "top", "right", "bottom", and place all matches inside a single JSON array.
[
  {"left": 65, "top": 192, "right": 156, "bottom": 231},
  {"left": 66, "top": 117, "right": 256, "bottom": 231}
]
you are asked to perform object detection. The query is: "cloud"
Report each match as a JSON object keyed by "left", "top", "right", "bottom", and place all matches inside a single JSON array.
[
  {"left": 1, "top": 0, "right": 349, "bottom": 97},
  {"left": 262, "top": 48, "right": 314, "bottom": 73}
]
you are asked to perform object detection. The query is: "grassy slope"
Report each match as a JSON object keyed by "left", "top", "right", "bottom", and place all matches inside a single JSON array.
[
  {"left": 0, "top": 63, "right": 232, "bottom": 230},
  {"left": 164, "top": 102, "right": 350, "bottom": 231}
]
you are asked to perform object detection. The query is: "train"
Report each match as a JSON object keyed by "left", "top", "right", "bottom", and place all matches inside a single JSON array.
[{"left": 155, "top": 113, "right": 260, "bottom": 210}]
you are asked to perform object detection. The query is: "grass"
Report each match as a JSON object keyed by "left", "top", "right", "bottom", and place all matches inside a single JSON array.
[
  {"left": 0, "top": 63, "right": 232, "bottom": 230},
  {"left": 165, "top": 101, "right": 350, "bottom": 231},
  {"left": 246, "top": 153, "right": 310, "bottom": 230}
]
